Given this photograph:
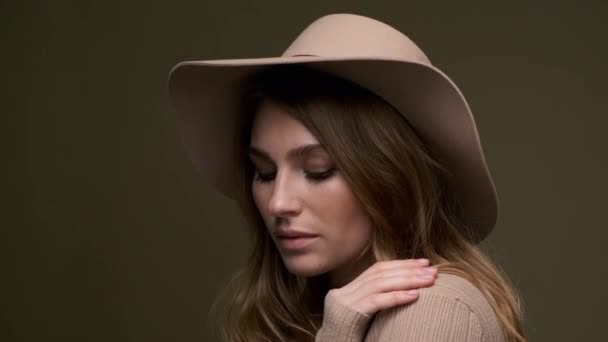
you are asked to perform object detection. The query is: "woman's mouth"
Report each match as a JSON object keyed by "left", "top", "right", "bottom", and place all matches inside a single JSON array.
[{"left": 277, "top": 236, "right": 319, "bottom": 250}]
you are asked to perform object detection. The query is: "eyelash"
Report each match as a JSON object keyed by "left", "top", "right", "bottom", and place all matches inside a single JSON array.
[{"left": 253, "top": 168, "right": 335, "bottom": 183}]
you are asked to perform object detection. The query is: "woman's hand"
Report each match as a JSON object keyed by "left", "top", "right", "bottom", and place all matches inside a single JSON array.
[{"left": 327, "top": 259, "right": 438, "bottom": 316}]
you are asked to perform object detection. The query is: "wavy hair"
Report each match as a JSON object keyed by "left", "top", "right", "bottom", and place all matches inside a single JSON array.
[{"left": 208, "top": 64, "right": 526, "bottom": 341}]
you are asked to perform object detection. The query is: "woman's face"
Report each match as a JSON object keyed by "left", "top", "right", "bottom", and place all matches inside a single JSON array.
[{"left": 249, "top": 99, "right": 374, "bottom": 285}]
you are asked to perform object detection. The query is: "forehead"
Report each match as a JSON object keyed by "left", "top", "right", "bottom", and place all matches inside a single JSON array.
[{"left": 249, "top": 100, "right": 319, "bottom": 149}]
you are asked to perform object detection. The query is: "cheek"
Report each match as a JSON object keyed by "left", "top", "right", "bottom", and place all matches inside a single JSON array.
[
  {"left": 251, "top": 185, "right": 271, "bottom": 223},
  {"left": 331, "top": 211, "right": 373, "bottom": 248},
  {"left": 251, "top": 185, "right": 262, "bottom": 209},
  {"left": 315, "top": 182, "right": 374, "bottom": 253}
]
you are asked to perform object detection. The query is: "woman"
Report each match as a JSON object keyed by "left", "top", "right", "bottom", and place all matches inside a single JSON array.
[{"left": 168, "top": 13, "right": 526, "bottom": 342}]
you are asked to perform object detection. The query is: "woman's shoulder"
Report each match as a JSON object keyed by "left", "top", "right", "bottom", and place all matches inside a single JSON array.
[
  {"left": 422, "top": 272, "right": 496, "bottom": 315},
  {"left": 365, "top": 272, "right": 505, "bottom": 341}
]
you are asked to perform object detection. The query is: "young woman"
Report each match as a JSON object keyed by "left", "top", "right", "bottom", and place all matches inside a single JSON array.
[{"left": 168, "top": 13, "right": 526, "bottom": 342}]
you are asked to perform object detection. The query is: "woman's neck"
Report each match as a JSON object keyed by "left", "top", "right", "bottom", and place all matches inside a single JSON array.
[{"left": 328, "top": 250, "right": 375, "bottom": 289}]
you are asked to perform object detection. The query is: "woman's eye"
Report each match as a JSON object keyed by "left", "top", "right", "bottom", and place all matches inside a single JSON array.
[
  {"left": 253, "top": 169, "right": 335, "bottom": 183},
  {"left": 254, "top": 171, "right": 275, "bottom": 183},
  {"left": 306, "top": 169, "right": 335, "bottom": 182}
]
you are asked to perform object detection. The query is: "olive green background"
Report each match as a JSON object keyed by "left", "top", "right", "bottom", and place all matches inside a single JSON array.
[{"left": 4, "top": 1, "right": 607, "bottom": 341}]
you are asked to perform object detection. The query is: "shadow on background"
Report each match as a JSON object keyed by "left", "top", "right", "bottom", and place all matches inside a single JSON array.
[{"left": 4, "top": 0, "right": 607, "bottom": 341}]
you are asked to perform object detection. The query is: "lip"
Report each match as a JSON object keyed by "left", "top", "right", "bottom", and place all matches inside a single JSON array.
[
  {"left": 275, "top": 230, "right": 319, "bottom": 238},
  {"left": 276, "top": 236, "right": 319, "bottom": 250}
]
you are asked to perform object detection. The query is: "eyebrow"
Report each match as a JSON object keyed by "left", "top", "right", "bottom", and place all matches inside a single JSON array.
[{"left": 248, "top": 143, "right": 325, "bottom": 161}]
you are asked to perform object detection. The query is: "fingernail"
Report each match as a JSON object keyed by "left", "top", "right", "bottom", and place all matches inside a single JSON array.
[
  {"left": 423, "top": 266, "right": 438, "bottom": 274},
  {"left": 416, "top": 258, "right": 429, "bottom": 264}
]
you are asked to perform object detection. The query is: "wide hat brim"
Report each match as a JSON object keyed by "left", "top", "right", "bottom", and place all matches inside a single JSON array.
[{"left": 168, "top": 55, "right": 499, "bottom": 243}]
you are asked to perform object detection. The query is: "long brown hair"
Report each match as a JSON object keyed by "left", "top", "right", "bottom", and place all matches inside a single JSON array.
[{"left": 208, "top": 64, "right": 526, "bottom": 341}]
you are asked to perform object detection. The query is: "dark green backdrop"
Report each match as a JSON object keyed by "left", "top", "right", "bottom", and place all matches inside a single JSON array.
[{"left": 4, "top": 1, "right": 607, "bottom": 341}]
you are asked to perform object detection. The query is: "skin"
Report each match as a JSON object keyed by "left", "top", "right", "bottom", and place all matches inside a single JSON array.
[{"left": 249, "top": 99, "right": 437, "bottom": 315}]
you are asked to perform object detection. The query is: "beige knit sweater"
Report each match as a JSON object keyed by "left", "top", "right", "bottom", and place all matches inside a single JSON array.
[{"left": 315, "top": 272, "right": 505, "bottom": 341}]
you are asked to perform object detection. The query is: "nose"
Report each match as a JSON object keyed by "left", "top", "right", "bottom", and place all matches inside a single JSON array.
[{"left": 267, "top": 170, "right": 302, "bottom": 217}]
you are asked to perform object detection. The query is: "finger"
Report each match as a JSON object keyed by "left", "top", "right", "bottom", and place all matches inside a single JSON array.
[
  {"left": 357, "top": 272, "right": 436, "bottom": 298},
  {"left": 357, "top": 290, "right": 421, "bottom": 316},
  {"left": 344, "top": 264, "right": 437, "bottom": 295},
  {"left": 371, "top": 259, "right": 431, "bottom": 272},
  {"left": 366, "top": 265, "right": 438, "bottom": 282},
  {"left": 348, "top": 259, "right": 430, "bottom": 286},
  {"left": 343, "top": 268, "right": 436, "bottom": 302}
]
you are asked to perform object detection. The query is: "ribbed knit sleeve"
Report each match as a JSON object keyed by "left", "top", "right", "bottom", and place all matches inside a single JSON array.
[
  {"left": 364, "top": 292, "right": 483, "bottom": 341},
  {"left": 314, "top": 273, "right": 505, "bottom": 342},
  {"left": 315, "top": 291, "right": 373, "bottom": 342},
  {"left": 365, "top": 273, "right": 505, "bottom": 342}
]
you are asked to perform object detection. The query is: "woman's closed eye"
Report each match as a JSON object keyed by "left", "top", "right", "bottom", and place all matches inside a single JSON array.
[{"left": 253, "top": 168, "right": 336, "bottom": 183}]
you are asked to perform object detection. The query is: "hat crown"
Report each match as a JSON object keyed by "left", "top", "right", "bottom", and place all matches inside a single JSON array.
[{"left": 282, "top": 13, "right": 431, "bottom": 65}]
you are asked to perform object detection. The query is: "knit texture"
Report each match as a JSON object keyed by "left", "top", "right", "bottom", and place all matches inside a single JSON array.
[{"left": 315, "top": 272, "right": 505, "bottom": 341}]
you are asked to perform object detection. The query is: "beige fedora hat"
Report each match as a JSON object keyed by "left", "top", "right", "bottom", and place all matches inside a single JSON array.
[{"left": 167, "top": 13, "right": 499, "bottom": 243}]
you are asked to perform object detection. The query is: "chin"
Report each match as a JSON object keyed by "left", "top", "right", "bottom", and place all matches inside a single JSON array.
[{"left": 280, "top": 254, "right": 329, "bottom": 277}]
